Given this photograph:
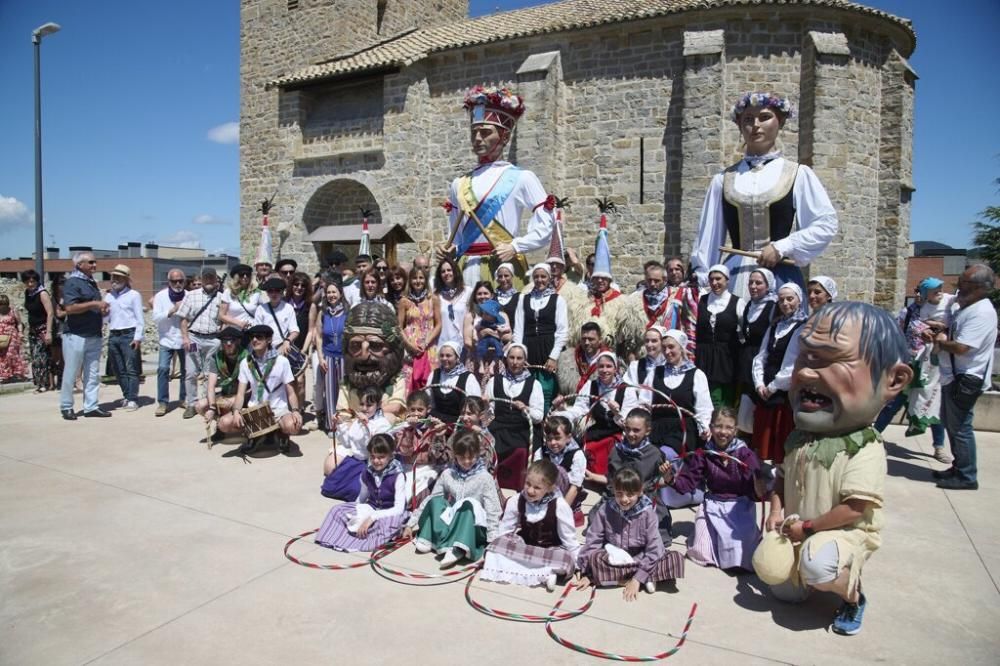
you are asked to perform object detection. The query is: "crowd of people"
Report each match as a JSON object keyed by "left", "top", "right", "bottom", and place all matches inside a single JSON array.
[{"left": 6, "top": 86, "right": 997, "bottom": 640}]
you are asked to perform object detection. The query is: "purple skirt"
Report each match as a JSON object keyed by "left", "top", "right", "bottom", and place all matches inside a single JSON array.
[
  {"left": 320, "top": 457, "right": 366, "bottom": 501},
  {"left": 686, "top": 495, "right": 760, "bottom": 570},
  {"left": 315, "top": 502, "right": 407, "bottom": 552}
]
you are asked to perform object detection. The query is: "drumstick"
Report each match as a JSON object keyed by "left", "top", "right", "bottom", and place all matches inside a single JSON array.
[{"left": 719, "top": 246, "right": 796, "bottom": 266}]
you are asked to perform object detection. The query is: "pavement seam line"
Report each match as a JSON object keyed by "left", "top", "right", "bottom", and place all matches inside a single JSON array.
[
  {"left": 80, "top": 560, "right": 291, "bottom": 665},
  {"left": 903, "top": 435, "right": 1000, "bottom": 596},
  {"left": 0, "top": 454, "right": 296, "bottom": 540}
]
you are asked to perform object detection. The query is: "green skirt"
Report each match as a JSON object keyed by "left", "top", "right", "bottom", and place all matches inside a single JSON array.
[{"left": 416, "top": 495, "right": 488, "bottom": 560}]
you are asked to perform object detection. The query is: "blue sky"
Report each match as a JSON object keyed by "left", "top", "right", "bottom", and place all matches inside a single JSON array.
[{"left": 0, "top": 0, "right": 997, "bottom": 260}]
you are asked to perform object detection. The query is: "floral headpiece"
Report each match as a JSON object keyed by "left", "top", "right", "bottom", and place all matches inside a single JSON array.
[
  {"left": 730, "top": 92, "right": 794, "bottom": 124},
  {"left": 463, "top": 85, "right": 525, "bottom": 132}
]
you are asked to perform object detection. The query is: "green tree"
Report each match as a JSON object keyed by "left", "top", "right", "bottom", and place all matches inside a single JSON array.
[{"left": 971, "top": 177, "right": 1000, "bottom": 273}]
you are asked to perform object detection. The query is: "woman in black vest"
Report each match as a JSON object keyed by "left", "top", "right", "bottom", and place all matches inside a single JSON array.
[
  {"left": 737, "top": 268, "right": 777, "bottom": 431},
  {"left": 513, "top": 263, "right": 568, "bottom": 414},
  {"left": 751, "top": 283, "right": 807, "bottom": 463},
  {"left": 487, "top": 343, "right": 543, "bottom": 490},
  {"left": 428, "top": 341, "right": 481, "bottom": 423},
  {"left": 494, "top": 263, "right": 521, "bottom": 333},
  {"left": 561, "top": 351, "right": 628, "bottom": 480},
  {"left": 695, "top": 264, "right": 746, "bottom": 407},
  {"left": 627, "top": 329, "right": 713, "bottom": 457}
]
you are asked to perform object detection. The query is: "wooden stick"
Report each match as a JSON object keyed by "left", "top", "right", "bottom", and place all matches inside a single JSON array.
[{"left": 719, "top": 246, "right": 796, "bottom": 266}]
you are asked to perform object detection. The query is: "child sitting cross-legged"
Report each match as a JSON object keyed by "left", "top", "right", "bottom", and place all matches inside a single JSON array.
[
  {"left": 481, "top": 460, "right": 581, "bottom": 591},
  {"left": 575, "top": 467, "right": 684, "bottom": 601},
  {"left": 314, "top": 434, "right": 408, "bottom": 552},
  {"left": 402, "top": 430, "right": 502, "bottom": 569}
]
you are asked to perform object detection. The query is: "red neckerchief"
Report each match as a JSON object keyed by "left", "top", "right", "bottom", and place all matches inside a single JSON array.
[
  {"left": 590, "top": 288, "right": 621, "bottom": 317},
  {"left": 574, "top": 344, "right": 610, "bottom": 391}
]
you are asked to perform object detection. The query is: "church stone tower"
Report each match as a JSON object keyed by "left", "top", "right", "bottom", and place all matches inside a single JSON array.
[{"left": 240, "top": 0, "right": 467, "bottom": 262}]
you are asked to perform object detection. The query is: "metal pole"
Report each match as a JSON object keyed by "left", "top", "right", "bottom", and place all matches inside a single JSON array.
[{"left": 33, "top": 35, "right": 44, "bottom": 278}]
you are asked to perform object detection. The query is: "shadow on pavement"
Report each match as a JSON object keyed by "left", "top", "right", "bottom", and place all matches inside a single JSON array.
[{"left": 732, "top": 576, "right": 839, "bottom": 632}]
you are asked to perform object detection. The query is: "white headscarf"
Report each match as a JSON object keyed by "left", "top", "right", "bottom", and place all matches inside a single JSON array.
[{"left": 809, "top": 276, "right": 838, "bottom": 300}]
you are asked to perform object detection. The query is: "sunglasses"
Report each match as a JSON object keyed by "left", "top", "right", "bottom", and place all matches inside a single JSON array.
[
  {"left": 279, "top": 269, "right": 295, "bottom": 275},
  {"left": 266, "top": 288, "right": 283, "bottom": 293},
  {"left": 82, "top": 260, "right": 97, "bottom": 265},
  {"left": 169, "top": 279, "right": 185, "bottom": 284}
]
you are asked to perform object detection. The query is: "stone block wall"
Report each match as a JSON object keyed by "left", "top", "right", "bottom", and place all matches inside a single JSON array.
[{"left": 243, "top": 3, "right": 914, "bottom": 302}]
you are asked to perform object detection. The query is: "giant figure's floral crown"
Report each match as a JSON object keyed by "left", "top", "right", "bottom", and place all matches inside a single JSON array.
[
  {"left": 463, "top": 85, "right": 525, "bottom": 132},
  {"left": 730, "top": 92, "right": 794, "bottom": 124}
]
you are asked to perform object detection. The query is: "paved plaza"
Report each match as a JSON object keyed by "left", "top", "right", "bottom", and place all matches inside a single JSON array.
[{"left": 2, "top": 381, "right": 999, "bottom": 665}]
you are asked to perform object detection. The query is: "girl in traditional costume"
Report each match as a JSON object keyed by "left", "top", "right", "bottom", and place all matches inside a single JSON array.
[
  {"left": 532, "top": 414, "right": 588, "bottom": 517},
  {"left": 751, "top": 283, "right": 808, "bottom": 463},
  {"left": 513, "top": 262, "right": 568, "bottom": 413},
  {"left": 486, "top": 343, "right": 543, "bottom": 490},
  {"left": 807, "top": 275, "right": 837, "bottom": 313},
  {"left": 695, "top": 265, "right": 745, "bottom": 407},
  {"left": 482, "top": 460, "right": 580, "bottom": 591},
  {"left": 663, "top": 407, "right": 761, "bottom": 571},
  {"left": 403, "top": 430, "right": 503, "bottom": 568},
  {"left": 321, "top": 386, "right": 393, "bottom": 500},
  {"left": 315, "top": 434, "right": 408, "bottom": 552},
  {"left": 559, "top": 351, "right": 628, "bottom": 479},
  {"left": 736, "top": 268, "right": 777, "bottom": 432}
]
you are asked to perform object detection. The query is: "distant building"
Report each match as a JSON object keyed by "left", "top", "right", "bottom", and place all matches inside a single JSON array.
[
  {"left": 0, "top": 243, "right": 239, "bottom": 295},
  {"left": 904, "top": 241, "right": 997, "bottom": 302}
]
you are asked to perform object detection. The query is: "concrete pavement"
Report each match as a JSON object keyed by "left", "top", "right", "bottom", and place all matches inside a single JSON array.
[{"left": 2, "top": 380, "right": 999, "bottom": 665}]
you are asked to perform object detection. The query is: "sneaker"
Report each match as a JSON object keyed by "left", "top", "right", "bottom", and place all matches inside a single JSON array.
[
  {"left": 413, "top": 538, "right": 432, "bottom": 554},
  {"left": 439, "top": 549, "right": 461, "bottom": 569},
  {"left": 183, "top": 406, "right": 197, "bottom": 419},
  {"left": 933, "top": 447, "right": 953, "bottom": 464},
  {"left": 831, "top": 593, "right": 866, "bottom": 636},
  {"left": 936, "top": 477, "right": 978, "bottom": 491},
  {"left": 124, "top": 401, "right": 139, "bottom": 412},
  {"left": 645, "top": 581, "right": 657, "bottom": 594},
  {"left": 155, "top": 403, "right": 168, "bottom": 417},
  {"left": 545, "top": 573, "right": 558, "bottom": 592}
]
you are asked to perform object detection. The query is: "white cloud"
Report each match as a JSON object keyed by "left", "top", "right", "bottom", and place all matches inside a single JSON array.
[
  {"left": 0, "top": 194, "right": 32, "bottom": 232},
  {"left": 192, "top": 213, "right": 229, "bottom": 225},
  {"left": 206, "top": 121, "right": 239, "bottom": 145},
  {"left": 160, "top": 230, "right": 202, "bottom": 249}
]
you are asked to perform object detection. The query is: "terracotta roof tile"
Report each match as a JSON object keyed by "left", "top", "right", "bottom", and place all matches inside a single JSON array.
[{"left": 267, "top": 0, "right": 914, "bottom": 88}]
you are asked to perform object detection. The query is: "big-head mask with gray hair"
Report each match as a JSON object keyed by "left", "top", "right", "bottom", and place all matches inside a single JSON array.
[
  {"left": 342, "top": 302, "right": 404, "bottom": 391},
  {"left": 790, "top": 301, "right": 913, "bottom": 435}
]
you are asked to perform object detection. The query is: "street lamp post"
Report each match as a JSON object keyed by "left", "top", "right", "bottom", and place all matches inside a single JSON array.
[{"left": 33, "top": 21, "right": 60, "bottom": 278}]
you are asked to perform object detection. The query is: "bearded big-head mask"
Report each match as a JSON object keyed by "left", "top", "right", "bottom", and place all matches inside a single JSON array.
[{"left": 343, "top": 302, "right": 404, "bottom": 391}]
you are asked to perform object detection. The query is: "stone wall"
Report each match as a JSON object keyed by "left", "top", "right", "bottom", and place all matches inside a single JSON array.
[{"left": 242, "top": 2, "right": 915, "bottom": 307}]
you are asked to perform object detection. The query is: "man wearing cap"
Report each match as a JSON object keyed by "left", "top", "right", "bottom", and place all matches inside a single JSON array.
[
  {"left": 59, "top": 251, "right": 111, "bottom": 419},
  {"left": 152, "top": 268, "right": 188, "bottom": 416},
  {"left": 219, "top": 264, "right": 260, "bottom": 332},
  {"left": 103, "top": 264, "right": 145, "bottom": 411},
  {"left": 218, "top": 324, "right": 302, "bottom": 444},
  {"left": 197, "top": 326, "right": 248, "bottom": 430},
  {"left": 275, "top": 258, "right": 298, "bottom": 287},
  {"left": 253, "top": 277, "right": 300, "bottom": 352},
  {"left": 178, "top": 268, "right": 224, "bottom": 419},
  {"left": 437, "top": 85, "right": 555, "bottom": 287}
]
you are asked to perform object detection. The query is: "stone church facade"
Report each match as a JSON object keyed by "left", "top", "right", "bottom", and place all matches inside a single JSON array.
[{"left": 240, "top": 0, "right": 916, "bottom": 308}]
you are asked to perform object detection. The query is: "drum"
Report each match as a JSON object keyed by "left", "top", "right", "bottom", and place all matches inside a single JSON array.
[
  {"left": 240, "top": 403, "right": 279, "bottom": 438},
  {"left": 286, "top": 344, "right": 307, "bottom": 378}
]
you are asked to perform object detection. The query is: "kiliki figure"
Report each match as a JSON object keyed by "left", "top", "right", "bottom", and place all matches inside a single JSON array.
[{"left": 437, "top": 85, "right": 556, "bottom": 289}]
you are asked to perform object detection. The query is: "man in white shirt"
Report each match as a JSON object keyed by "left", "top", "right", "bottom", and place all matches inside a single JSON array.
[
  {"left": 928, "top": 264, "right": 997, "bottom": 490},
  {"left": 219, "top": 324, "right": 302, "bottom": 449},
  {"left": 178, "top": 268, "right": 224, "bottom": 419},
  {"left": 342, "top": 254, "right": 372, "bottom": 309},
  {"left": 152, "top": 268, "right": 187, "bottom": 416},
  {"left": 219, "top": 264, "right": 260, "bottom": 331},
  {"left": 104, "top": 264, "right": 145, "bottom": 411},
  {"left": 253, "top": 277, "right": 300, "bottom": 351}
]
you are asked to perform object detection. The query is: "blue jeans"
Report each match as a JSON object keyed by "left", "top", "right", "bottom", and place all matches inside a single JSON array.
[
  {"left": 874, "top": 393, "right": 945, "bottom": 447},
  {"left": 157, "top": 347, "right": 187, "bottom": 405},
  {"left": 941, "top": 382, "right": 979, "bottom": 483},
  {"left": 60, "top": 333, "right": 102, "bottom": 412},
  {"left": 108, "top": 331, "right": 139, "bottom": 401}
]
